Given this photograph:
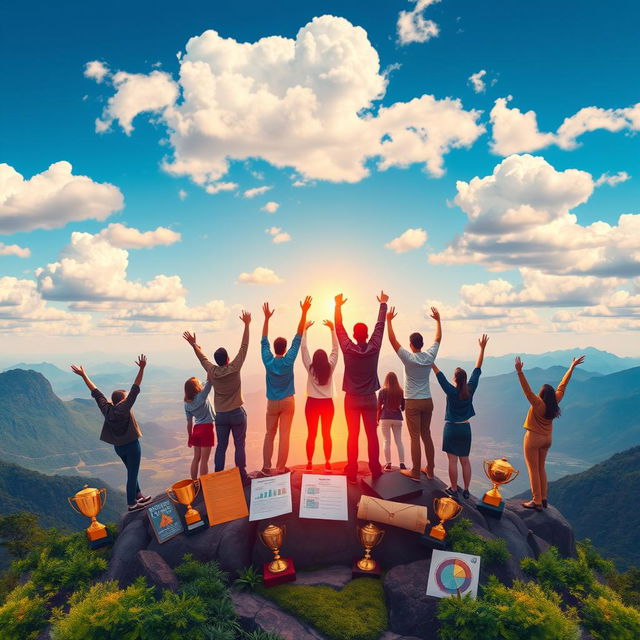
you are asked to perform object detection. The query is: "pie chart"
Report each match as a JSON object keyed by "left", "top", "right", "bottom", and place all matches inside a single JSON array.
[{"left": 434, "top": 558, "right": 473, "bottom": 594}]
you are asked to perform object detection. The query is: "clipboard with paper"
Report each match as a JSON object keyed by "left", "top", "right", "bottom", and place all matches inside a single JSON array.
[{"left": 357, "top": 495, "right": 429, "bottom": 533}]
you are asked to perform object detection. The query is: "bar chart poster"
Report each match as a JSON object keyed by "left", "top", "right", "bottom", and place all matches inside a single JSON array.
[{"left": 249, "top": 472, "right": 292, "bottom": 521}]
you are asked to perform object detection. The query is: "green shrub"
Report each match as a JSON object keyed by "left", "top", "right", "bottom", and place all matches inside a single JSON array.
[
  {"left": 50, "top": 577, "right": 207, "bottom": 640},
  {"left": 234, "top": 565, "right": 263, "bottom": 592},
  {"left": 576, "top": 539, "right": 616, "bottom": 578},
  {"left": 610, "top": 566, "right": 640, "bottom": 608},
  {"left": 447, "top": 518, "right": 510, "bottom": 566},
  {"left": 259, "top": 577, "right": 387, "bottom": 640},
  {"left": 0, "top": 513, "right": 48, "bottom": 560},
  {"left": 437, "top": 575, "right": 580, "bottom": 640},
  {"left": 580, "top": 593, "right": 640, "bottom": 640},
  {"left": 0, "top": 582, "right": 49, "bottom": 640}
]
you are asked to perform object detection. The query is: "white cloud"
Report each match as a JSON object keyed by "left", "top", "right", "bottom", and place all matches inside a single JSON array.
[
  {"left": 0, "top": 243, "right": 30, "bottom": 258},
  {"left": 244, "top": 186, "right": 272, "bottom": 199},
  {"left": 397, "top": 0, "right": 441, "bottom": 45},
  {"left": 111, "top": 297, "right": 229, "bottom": 326},
  {"left": 265, "top": 227, "right": 291, "bottom": 243},
  {"left": 35, "top": 231, "right": 185, "bottom": 302},
  {"left": 594, "top": 171, "right": 630, "bottom": 187},
  {"left": 97, "top": 70, "right": 178, "bottom": 134},
  {"left": 468, "top": 70, "right": 486, "bottom": 94},
  {"left": 0, "top": 161, "right": 123, "bottom": 234},
  {"left": 84, "top": 60, "right": 110, "bottom": 83},
  {"left": 205, "top": 182, "right": 237, "bottom": 194},
  {"left": 96, "top": 223, "right": 181, "bottom": 249},
  {"left": 96, "top": 15, "right": 483, "bottom": 187},
  {"left": 430, "top": 154, "right": 640, "bottom": 278},
  {"left": 261, "top": 201, "right": 280, "bottom": 213},
  {"left": 490, "top": 97, "right": 640, "bottom": 156},
  {"left": 236, "top": 266, "right": 283, "bottom": 285},
  {"left": 178, "top": 189, "right": 188, "bottom": 200},
  {"left": 385, "top": 227, "right": 427, "bottom": 253}
]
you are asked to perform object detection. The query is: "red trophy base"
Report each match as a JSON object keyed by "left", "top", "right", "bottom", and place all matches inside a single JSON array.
[{"left": 263, "top": 559, "right": 296, "bottom": 587}]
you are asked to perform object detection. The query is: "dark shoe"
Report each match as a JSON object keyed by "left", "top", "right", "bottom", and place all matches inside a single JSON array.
[
  {"left": 400, "top": 469, "right": 421, "bottom": 483},
  {"left": 522, "top": 500, "right": 543, "bottom": 512},
  {"left": 399, "top": 463, "right": 407, "bottom": 470},
  {"left": 542, "top": 499, "right": 548, "bottom": 509},
  {"left": 136, "top": 494, "right": 152, "bottom": 504},
  {"left": 383, "top": 463, "right": 392, "bottom": 471},
  {"left": 127, "top": 502, "right": 145, "bottom": 512},
  {"left": 462, "top": 489, "right": 470, "bottom": 500},
  {"left": 445, "top": 486, "right": 459, "bottom": 498},
  {"left": 421, "top": 466, "right": 434, "bottom": 480}
]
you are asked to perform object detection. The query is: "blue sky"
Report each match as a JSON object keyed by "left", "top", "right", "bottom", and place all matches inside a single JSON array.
[{"left": 1, "top": 0, "right": 640, "bottom": 367}]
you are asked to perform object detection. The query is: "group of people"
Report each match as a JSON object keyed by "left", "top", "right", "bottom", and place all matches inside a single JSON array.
[{"left": 71, "top": 291, "right": 585, "bottom": 514}]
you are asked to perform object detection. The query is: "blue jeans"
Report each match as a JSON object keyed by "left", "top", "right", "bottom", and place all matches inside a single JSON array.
[
  {"left": 114, "top": 439, "right": 141, "bottom": 506},
  {"left": 214, "top": 407, "right": 248, "bottom": 481}
]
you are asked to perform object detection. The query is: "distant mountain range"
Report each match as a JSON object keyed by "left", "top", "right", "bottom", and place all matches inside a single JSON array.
[{"left": 516, "top": 446, "right": 640, "bottom": 570}]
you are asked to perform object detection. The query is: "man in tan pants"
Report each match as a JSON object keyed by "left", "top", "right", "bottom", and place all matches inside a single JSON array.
[
  {"left": 386, "top": 306, "right": 442, "bottom": 481},
  {"left": 260, "top": 295, "right": 312, "bottom": 475}
]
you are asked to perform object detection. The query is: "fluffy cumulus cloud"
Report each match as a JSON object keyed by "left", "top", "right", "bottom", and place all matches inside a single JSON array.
[
  {"left": 35, "top": 231, "right": 185, "bottom": 302},
  {"left": 261, "top": 201, "right": 280, "bottom": 213},
  {"left": 0, "top": 161, "right": 123, "bottom": 234},
  {"left": 205, "top": 182, "right": 237, "bottom": 194},
  {"left": 490, "top": 97, "right": 640, "bottom": 156},
  {"left": 96, "top": 223, "right": 181, "bottom": 249},
  {"left": 0, "top": 276, "right": 91, "bottom": 334},
  {"left": 594, "top": 171, "right": 630, "bottom": 188},
  {"left": 110, "top": 298, "right": 229, "bottom": 329},
  {"left": 385, "top": 227, "right": 427, "bottom": 253},
  {"left": 96, "top": 16, "right": 483, "bottom": 188},
  {"left": 265, "top": 226, "right": 291, "bottom": 243},
  {"left": 431, "top": 154, "right": 640, "bottom": 278},
  {"left": 468, "top": 70, "right": 487, "bottom": 94},
  {"left": 397, "top": 0, "right": 441, "bottom": 45},
  {"left": 244, "top": 186, "right": 272, "bottom": 198},
  {"left": 84, "top": 60, "right": 110, "bottom": 83},
  {"left": 0, "top": 242, "right": 30, "bottom": 258},
  {"left": 236, "top": 266, "right": 283, "bottom": 285}
]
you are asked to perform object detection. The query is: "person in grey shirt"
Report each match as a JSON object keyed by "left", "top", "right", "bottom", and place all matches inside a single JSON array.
[{"left": 386, "top": 306, "right": 442, "bottom": 482}]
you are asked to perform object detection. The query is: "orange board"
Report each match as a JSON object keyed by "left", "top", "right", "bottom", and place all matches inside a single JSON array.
[{"left": 201, "top": 467, "right": 249, "bottom": 526}]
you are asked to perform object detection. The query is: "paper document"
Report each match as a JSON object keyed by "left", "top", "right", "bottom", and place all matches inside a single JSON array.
[
  {"left": 249, "top": 472, "right": 293, "bottom": 521},
  {"left": 201, "top": 467, "right": 249, "bottom": 526},
  {"left": 299, "top": 474, "right": 348, "bottom": 521}
]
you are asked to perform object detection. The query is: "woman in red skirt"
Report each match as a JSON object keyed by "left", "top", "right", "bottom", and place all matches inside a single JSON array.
[{"left": 184, "top": 377, "right": 215, "bottom": 480}]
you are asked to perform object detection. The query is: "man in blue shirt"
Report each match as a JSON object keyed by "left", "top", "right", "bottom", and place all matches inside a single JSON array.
[{"left": 260, "top": 295, "right": 312, "bottom": 475}]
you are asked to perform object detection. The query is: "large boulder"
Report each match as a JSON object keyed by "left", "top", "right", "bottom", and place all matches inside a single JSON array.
[{"left": 137, "top": 550, "right": 179, "bottom": 594}]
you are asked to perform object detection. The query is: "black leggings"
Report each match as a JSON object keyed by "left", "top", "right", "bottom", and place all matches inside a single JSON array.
[{"left": 114, "top": 439, "right": 141, "bottom": 505}]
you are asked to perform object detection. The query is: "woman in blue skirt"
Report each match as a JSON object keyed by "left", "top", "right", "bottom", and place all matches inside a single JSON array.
[{"left": 432, "top": 334, "right": 488, "bottom": 499}]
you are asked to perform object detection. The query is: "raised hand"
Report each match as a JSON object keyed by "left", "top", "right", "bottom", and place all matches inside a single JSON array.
[
  {"left": 515, "top": 356, "right": 523, "bottom": 373},
  {"left": 240, "top": 310, "right": 252, "bottom": 325},
  {"left": 386, "top": 306, "right": 397, "bottom": 322},
  {"left": 429, "top": 307, "right": 440, "bottom": 321},
  {"left": 377, "top": 290, "right": 389, "bottom": 304},
  {"left": 262, "top": 302, "right": 275, "bottom": 318},
  {"left": 305, "top": 320, "right": 314, "bottom": 331},
  {"left": 571, "top": 355, "right": 586, "bottom": 368},
  {"left": 300, "top": 295, "right": 313, "bottom": 312},
  {"left": 323, "top": 319, "right": 334, "bottom": 331},
  {"left": 182, "top": 331, "right": 197, "bottom": 346},
  {"left": 70, "top": 365, "right": 86, "bottom": 377},
  {"left": 334, "top": 294, "right": 348, "bottom": 307},
  {"left": 135, "top": 354, "right": 147, "bottom": 369},
  {"left": 478, "top": 334, "right": 489, "bottom": 349}
]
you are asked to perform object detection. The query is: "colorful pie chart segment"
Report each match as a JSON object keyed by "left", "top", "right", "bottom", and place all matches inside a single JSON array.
[{"left": 435, "top": 558, "right": 473, "bottom": 594}]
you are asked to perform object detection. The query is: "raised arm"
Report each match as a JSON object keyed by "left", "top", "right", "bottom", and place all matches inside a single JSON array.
[
  {"left": 334, "top": 293, "right": 351, "bottom": 350},
  {"left": 133, "top": 354, "right": 146, "bottom": 387},
  {"left": 300, "top": 321, "right": 314, "bottom": 371},
  {"left": 262, "top": 302, "right": 275, "bottom": 338},
  {"left": 368, "top": 291, "right": 389, "bottom": 351},
  {"left": 429, "top": 306, "right": 442, "bottom": 344},
  {"left": 556, "top": 355, "right": 585, "bottom": 401},
  {"left": 296, "top": 296, "right": 312, "bottom": 336},
  {"left": 433, "top": 364, "right": 456, "bottom": 395},
  {"left": 515, "top": 357, "right": 539, "bottom": 406},
  {"left": 324, "top": 320, "right": 339, "bottom": 367},
  {"left": 475, "top": 334, "right": 489, "bottom": 369},
  {"left": 70, "top": 365, "right": 97, "bottom": 392},
  {"left": 228, "top": 311, "right": 251, "bottom": 371},
  {"left": 183, "top": 331, "right": 214, "bottom": 376},
  {"left": 386, "top": 307, "right": 401, "bottom": 353}
]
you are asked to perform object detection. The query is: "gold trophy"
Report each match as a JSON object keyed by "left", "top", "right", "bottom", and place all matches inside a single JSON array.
[
  {"left": 421, "top": 497, "right": 462, "bottom": 549},
  {"left": 354, "top": 522, "right": 385, "bottom": 577},
  {"left": 260, "top": 523, "right": 296, "bottom": 586},
  {"left": 167, "top": 479, "right": 207, "bottom": 534},
  {"left": 68, "top": 485, "right": 111, "bottom": 549},
  {"left": 478, "top": 458, "right": 519, "bottom": 519}
]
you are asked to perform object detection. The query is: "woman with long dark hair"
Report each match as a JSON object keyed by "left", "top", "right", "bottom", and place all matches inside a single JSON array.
[
  {"left": 184, "top": 377, "right": 215, "bottom": 480},
  {"left": 432, "top": 334, "right": 489, "bottom": 499},
  {"left": 301, "top": 319, "right": 339, "bottom": 471},
  {"left": 376, "top": 371, "right": 406, "bottom": 471},
  {"left": 515, "top": 354, "right": 585, "bottom": 511}
]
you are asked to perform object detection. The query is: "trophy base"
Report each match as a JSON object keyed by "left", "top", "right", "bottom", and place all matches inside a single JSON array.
[
  {"left": 419, "top": 532, "right": 447, "bottom": 550},
  {"left": 360, "top": 470, "right": 423, "bottom": 501},
  {"left": 477, "top": 500, "right": 505, "bottom": 519},
  {"left": 184, "top": 513, "right": 208, "bottom": 536},
  {"left": 263, "top": 559, "right": 296, "bottom": 588},
  {"left": 89, "top": 535, "right": 112, "bottom": 550},
  {"left": 352, "top": 559, "right": 381, "bottom": 579}
]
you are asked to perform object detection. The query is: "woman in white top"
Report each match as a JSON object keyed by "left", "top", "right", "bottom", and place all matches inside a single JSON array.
[{"left": 301, "top": 319, "right": 339, "bottom": 472}]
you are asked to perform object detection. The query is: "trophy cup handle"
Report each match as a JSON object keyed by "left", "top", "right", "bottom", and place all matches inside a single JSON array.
[
  {"left": 99, "top": 488, "right": 107, "bottom": 509},
  {"left": 67, "top": 496, "right": 82, "bottom": 515},
  {"left": 503, "top": 469, "right": 520, "bottom": 485},
  {"left": 193, "top": 479, "right": 201, "bottom": 498},
  {"left": 483, "top": 460, "right": 492, "bottom": 480},
  {"left": 166, "top": 488, "right": 179, "bottom": 503}
]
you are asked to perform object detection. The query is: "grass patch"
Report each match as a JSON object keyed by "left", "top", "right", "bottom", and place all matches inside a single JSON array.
[{"left": 258, "top": 577, "right": 387, "bottom": 640}]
